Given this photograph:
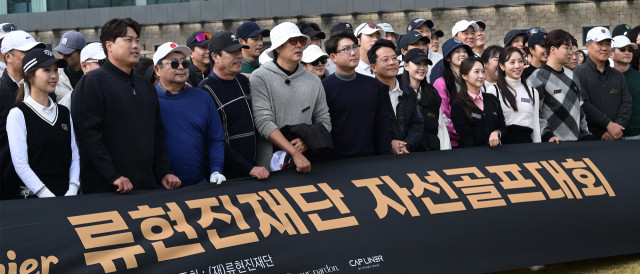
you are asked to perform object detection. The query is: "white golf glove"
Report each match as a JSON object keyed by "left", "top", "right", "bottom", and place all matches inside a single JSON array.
[
  {"left": 37, "top": 187, "right": 56, "bottom": 198},
  {"left": 209, "top": 172, "right": 227, "bottom": 185},
  {"left": 65, "top": 182, "right": 80, "bottom": 196}
]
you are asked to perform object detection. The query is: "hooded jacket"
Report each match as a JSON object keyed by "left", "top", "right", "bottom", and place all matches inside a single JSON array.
[{"left": 250, "top": 61, "right": 331, "bottom": 171}]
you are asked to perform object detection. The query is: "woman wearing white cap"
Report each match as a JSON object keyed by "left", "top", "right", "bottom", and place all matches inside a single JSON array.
[
  {"left": 301, "top": 45, "right": 329, "bottom": 80},
  {"left": 250, "top": 22, "right": 332, "bottom": 174},
  {"left": 6, "top": 48, "right": 80, "bottom": 199}
]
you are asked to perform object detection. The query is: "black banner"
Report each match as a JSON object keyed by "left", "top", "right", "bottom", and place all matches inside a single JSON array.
[{"left": 1, "top": 141, "right": 640, "bottom": 274}]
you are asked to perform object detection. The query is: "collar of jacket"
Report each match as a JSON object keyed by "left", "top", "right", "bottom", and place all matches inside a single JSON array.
[
  {"left": 102, "top": 60, "right": 135, "bottom": 82},
  {"left": 585, "top": 55, "right": 611, "bottom": 76},
  {"left": 377, "top": 78, "right": 413, "bottom": 97},
  {"left": 190, "top": 60, "right": 209, "bottom": 76},
  {"left": 57, "top": 67, "right": 72, "bottom": 89}
]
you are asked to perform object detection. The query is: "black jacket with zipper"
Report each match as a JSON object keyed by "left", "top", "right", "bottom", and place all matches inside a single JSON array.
[
  {"left": 188, "top": 61, "right": 210, "bottom": 88},
  {"left": 378, "top": 79, "right": 425, "bottom": 152},
  {"left": 0, "top": 70, "right": 22, "bottom": 199},
  {"left": 415, "top": 83, "right": 442, "bottom": 151},
  {"left": 451, "top": 93, "right": 507, "bottom": 148}
]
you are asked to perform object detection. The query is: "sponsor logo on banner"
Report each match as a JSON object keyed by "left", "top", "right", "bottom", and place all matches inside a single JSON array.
[{"left": 349, "top": 255, "right": 383, "bottom": 270}]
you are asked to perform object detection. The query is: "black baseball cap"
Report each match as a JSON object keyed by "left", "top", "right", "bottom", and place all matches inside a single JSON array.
[
  {"left": 301, "top": 25, "right": 326, "bottom": 40},
  {"left": 236, "top": 21, "right": 270, "bottom": 39},
  {"left": 475, "top": 20, "right": 486, "bottom": 30},
  {"left": 404, "top": 48, "right": 432, "bottom": 65},
  {"left": 398, "top": 30, "right": 431, "bottom": 50},
  {"left": 612, "top": 24, "right": 632, "bottom": 37},
  {"left": 406, "top": 18, "right": 434, "bottom": 32},
  {"left": 187, "top": 31, "right": 211, "bottom": 48},
  {"left": 528, "top": 32, "right": 546, "bottom": 48},
  {"left": 209, "top": 31, "right": 250, "bottom": 53},
  {"left": 430, "top": 29, "right": 444, "bottom": 38},
  {"left": 22, "top": 48, "right": 68, "bottom": 73},
  {"left": 504, "top": 29, "right": 525, "bottom": 46},
  {"left": 330, "top": 22, "right": 354, "bottom": 35}
]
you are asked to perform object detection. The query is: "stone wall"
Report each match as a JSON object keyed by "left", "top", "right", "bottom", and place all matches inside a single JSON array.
[{"left": 30, "top": 0, "right": 640, "bottom": 56}]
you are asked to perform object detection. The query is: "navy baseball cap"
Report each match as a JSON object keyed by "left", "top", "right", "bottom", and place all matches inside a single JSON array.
[
  {"left": 53, "top": 31, "right": 86, "bottom": 55},
  {"left": 528, "top": 32, "right": 546, "bottom": 47},
  {"left": 406, "top": 18, "right": 434, "bottom": 32},
  {"left": 398, "top": 31, "right": 431, "bottom": 50},
  {"left": 236, "top": 21, "right": 270, "bottom": 39},
  {"left": 612, "top": 24, "right": 632, "bottom": 37},
  {"left": 404, "top": 48, "right": 432, "bottom": 65},
  {"left": 442, "top": 38, "right": 473, "bottom": 59},
  {"left": 23, "top": 48, "right": 68, "bottom": 73},
  {"left": 330, "top": 22, "right": 354, "bottom": 35}
]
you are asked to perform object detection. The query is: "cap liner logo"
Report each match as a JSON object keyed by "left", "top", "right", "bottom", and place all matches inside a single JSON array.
[{"left": 61, "top": 38, "right": 67, "bottom": 45}]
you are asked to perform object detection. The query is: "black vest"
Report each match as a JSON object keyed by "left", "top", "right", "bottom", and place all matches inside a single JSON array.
[{"left": 16, "top": 102, "right": 72, "bottom": 196}]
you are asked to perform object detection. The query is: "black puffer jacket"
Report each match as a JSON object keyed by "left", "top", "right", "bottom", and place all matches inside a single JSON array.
[{"left": 415, "top": 83, "right": 442, "bottom": 151}]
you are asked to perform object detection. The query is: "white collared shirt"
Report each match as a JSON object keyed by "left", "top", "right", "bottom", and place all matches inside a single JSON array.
[
  {"left": 355, "top": 59, "right": 375, "bottom": 78},
  {"left": 389, "top": 79, "right": 402, "bottom": 115},
  {"left": 6, "top": 96, "right": 80, "bottom": 195}
]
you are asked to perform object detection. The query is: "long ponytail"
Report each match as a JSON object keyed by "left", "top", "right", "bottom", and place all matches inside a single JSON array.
[{"left": 14, "top": 70, "right": 36, "bottom": 106}]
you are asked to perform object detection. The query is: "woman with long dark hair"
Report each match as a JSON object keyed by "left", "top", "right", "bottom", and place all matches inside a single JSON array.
[
  {"left": 400, "top": 48, "right": 451, "bottom": 150},
  {"left": 6, "top": 49, "right": 80, "bottom": 198},
  {"left": 432, "top": 38, "right": 474, "bottom": 148},
  {"left": 486, "top": 46, "right": 540, "bottom": 144},
  {"left": 451, "top": 57, "right": 507, "bottom": 148}
]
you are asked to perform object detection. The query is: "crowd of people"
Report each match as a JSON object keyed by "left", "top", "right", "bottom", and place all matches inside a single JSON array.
[{"left": 0, "top": 17, "right": 639, "bottom": 202}]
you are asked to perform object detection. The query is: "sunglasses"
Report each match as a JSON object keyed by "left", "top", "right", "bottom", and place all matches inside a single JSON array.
[
  {"left": 287, "top": 37, "right": 307, "bottom": 46},
  {"left": 1, "top": 24, "right": 18, "bottom": 33},
  {"left": 164, "top": 59, "right": 190, "bottom": 69},
  {"left": 60, "top": 50, "right": 80, "bottom": 58},
  {"left": 85, "top": 59, "right": 105, "bottom": 66},
  {"left": 616, "top": 47, "right": 634, "bottom": 52},
  {"left": 192, "top": 32, "right": 212, "bottom": 43},
  {"left": 367, "top": 23, "right": 382, "bottom": 30},
  {"left": 309, "top": 57, "right": 328, "bottom": 66},
  {"left": 527, "top": 27, "right": 548, "bottom": 37}
]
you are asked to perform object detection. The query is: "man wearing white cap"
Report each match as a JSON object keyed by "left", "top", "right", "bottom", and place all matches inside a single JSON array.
[
  {"left": 153, "top": 42, "right": 226, "bottom": 186},
  {"left": 0, "top": 23, "right": 18, "bottom": 74},
  {"left": 354, "top": 22, "right": 385, "bottom": 77},
  {"left": 378, "top": 23, "right": 397, "bottom": 46},
  {"left": 0, "top": 30, "right": 45, "bottom": 199},
  {"left": 429, "top": 20, "right": 480, "bottom": 83},
  {"left": 58, "top": 42, "right": 106, "bottom": 111},
  {"left": 250, "top": 22, "right": 332, "bottom": 173},
  {"left": 574, "top": 27, "right": 631, "bottom": 141},
  {"left": 611, "top": 35, "right": 640, "bottom": 140}
]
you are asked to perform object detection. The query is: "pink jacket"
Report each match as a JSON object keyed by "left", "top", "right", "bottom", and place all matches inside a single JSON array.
[{"left": 432, "top": 77, "right": 459, "bottom": 147}]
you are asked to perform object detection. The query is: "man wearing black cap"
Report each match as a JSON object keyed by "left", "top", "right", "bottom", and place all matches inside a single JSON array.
[
  {"left": 407, "top": 18, "right": 434, "bottom": 37},
  {"left": 612, "top": 24, "right": 632, "bottom": 37},
  {"left": 523, "top": 32, "right": 548, "bottom": 79},
  {"left": 429, "top": 29, "right": 444, "bottom": 53},
  {"left": 326, "top": 22, "right": 354, "bottom": 75},
  {"left": 504, "top": 29, "right": 525, "bottom": 53},
  {"left": 197, "top": 31, "right": 269, "bottom": 180},
  {"left": 237, "top": 21, "right": 270, "bottom": 74},
  {"left": 473, "top": 20, "right": 487, "bottom": 56},
  {"left": 396, "top": 30, "right": 430, "bottom": 75},
  {"left": 186, "top": 31, "right": 212, "bottom": 87},
  {"left": 297, "top": 22, "right": 325, "bottom": 48}
]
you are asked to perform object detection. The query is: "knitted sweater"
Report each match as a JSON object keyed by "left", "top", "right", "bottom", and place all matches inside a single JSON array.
[{"left": 526, "top": 64, "right": 591, "bottom": 141}]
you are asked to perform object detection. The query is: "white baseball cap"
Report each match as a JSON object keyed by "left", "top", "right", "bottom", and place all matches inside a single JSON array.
[
  {"left": 80, "top": 43, "right": 106, "bottom": 62},
  {"left": 612, "top": 35, "right": 638, "bottom": 50},
  {"left": 301, "top": 45, "right": 329, "bottom": 64},
  {"left": 1, "top": 30, "right": 45, "bottom": 54},
  {"left": 355, "top": 22, "right": 386, "bottom": 38},
  {"left": 586, "top": 27, "right": 613, "bottom": 43},
  {"left": 451, "top": 20, "right": 479, "bottom": 37},
  {"left": 377, "top": 23, "right": 395, "bottom": 34},
  {"left": 152, "top": 42, "right": 191, "bottom": 66}
]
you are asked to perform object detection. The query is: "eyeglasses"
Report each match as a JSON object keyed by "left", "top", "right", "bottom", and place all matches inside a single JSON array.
[
  {"left": 85, "top": 59, "right": 105, "bottom": 67},
  {"left": 336, "top": 44, "right": 361, "bottom": 54},
  {"left": 526, "top": 27, "right": 547, "bottom": 37},
  {"left": 163, "top": 59, "right": 190, "bottom": 69},
  {"left": 1, "top": 24, "right": 18, "bottom": 33},
  {"left": 192, "top": 32, "right": 212, "bottom": 44},
  {"left": 373, "top": 55, "right": 399, "bottom": 65},
  {"left": 567, "top": 46, "right": 577, "bottom": 55},
  {"left": 287, "top": 37, "right": 307, "bottom": 46},
  {"left": 308, "top": 57, "right": 328, "bottom": 66}
]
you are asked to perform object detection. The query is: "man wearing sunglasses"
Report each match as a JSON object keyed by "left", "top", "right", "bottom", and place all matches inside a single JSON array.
[
  {"left": 0, "top": 23, "right": 18, "bottom": 74},
  {"left": 575, "top": 27, "right": 632, "bottom": 141},
  {"left": 53, "top": 31, "right": 86, "bottom": 101},
  {"left": 251, "top": 22, "right": 332, "bottom": 174},
  {"left": 237, "top": 21, "right": 270, "bottom": 74},
  {"left": 186, "top": 31, "right": 211, "bottom": 87},
  {"left": 322, "top": 31, "right": 391, "bottom": 160},
  {"left": 355, "top": 22, "right": 385, "bottom": 77},
  {"left": 153, "top": 42, "right": 227, "bottom": 186},
  {"left": 58, "top": 43, "right": 106, "bottom": 111},
  {"left": 198, "top": 31, "right": 269, "bottom": 180},
  {"left": 611, "top": 36, "right": 640, "bottom": 140}
]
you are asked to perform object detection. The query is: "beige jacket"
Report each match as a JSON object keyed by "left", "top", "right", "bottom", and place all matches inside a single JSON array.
[{"left": 54, "top": 67, "right": 73, "bottom": 102}]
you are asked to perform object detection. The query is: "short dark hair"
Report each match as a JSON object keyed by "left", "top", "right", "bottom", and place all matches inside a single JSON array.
[
  {"left": 628, "top": 25, "right": 640, "bottom": 45},
  {"left": 481, "top": 45, "right": 503, "bottom": 64},
  {"left": 367, "top": 39, "right": 396, "bottom": 64},
  {"left": 325, "top": 31, "right": 358, "bottom": 55},
  {"left": 544, "top": 29, "right": 574, "bottom": 55},
  {"left": 209, "top": 50, "right": 223, "bottom": 65},
  {"left": 100, "top": 17, "right": 141, "bottom": 57}
]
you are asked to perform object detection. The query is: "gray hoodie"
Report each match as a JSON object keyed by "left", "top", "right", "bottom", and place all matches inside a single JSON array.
[{"left": 250, "top": 61, "right": 332, "bottom": 170}]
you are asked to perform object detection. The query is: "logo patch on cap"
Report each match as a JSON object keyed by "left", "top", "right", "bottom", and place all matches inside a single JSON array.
[
  {"left": 61, "top": 38, "right": 67, "bottom": 45},
  {"left": 418, "top": 52, "right": 426, "bottom": 55},
  {"left": 408, "top": 26, "right": 412, "bottom": 31},
  {"left": 170, "top": 43, "right": 177, "bottom": 48},
  {"left": 346, "top": 24, "right": 350, "bottom": 27},
  {"left": 626, "top": 25, "right": 631, "bottom": 29},
  {"left": 415, "top": 19, "right": 425, "bottom": 23},
  {"left": 44, "top": 50, "right": 53, "bottom": 56},
  {"left": 231, "top": 34, "right": 237, "bottom": 41},
  {"left": 454, "top": 38, "right": 463, "bottom": 43},
  {"left": 601, "top": 29, "right": 606, "bottom": 33}
]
